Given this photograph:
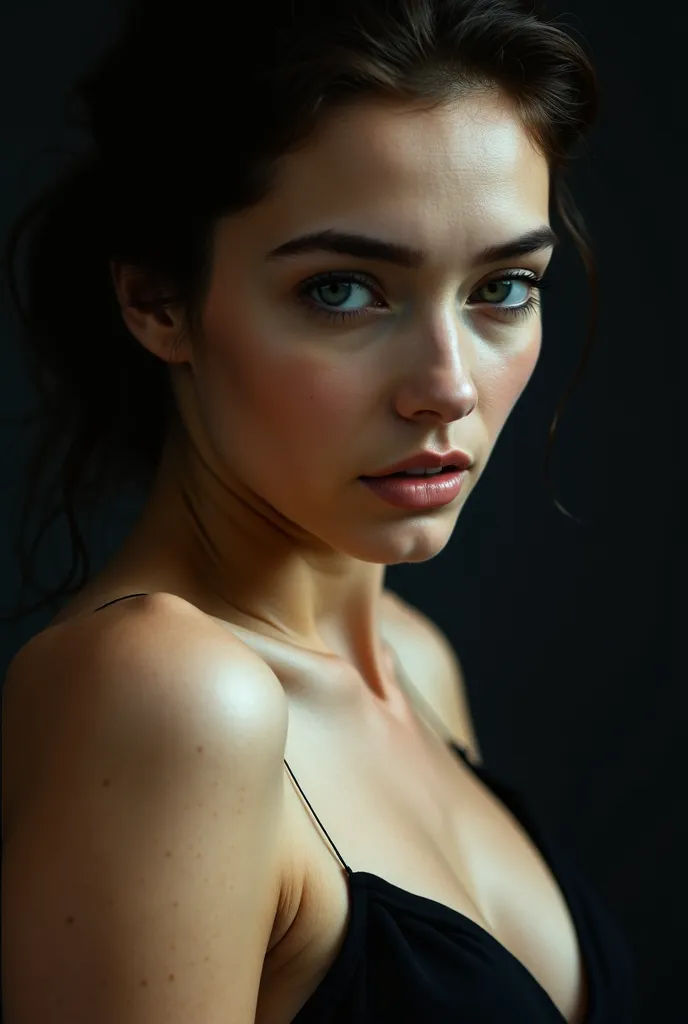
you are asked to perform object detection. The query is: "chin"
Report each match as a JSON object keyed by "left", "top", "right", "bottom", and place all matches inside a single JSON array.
[{"left": 332, "top": 517, "right": 458, "bottom": 566}]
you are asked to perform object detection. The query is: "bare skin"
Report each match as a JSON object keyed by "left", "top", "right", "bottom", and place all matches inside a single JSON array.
[{"left": 37, "top": 91, "right": 589, "bottom": 1022}]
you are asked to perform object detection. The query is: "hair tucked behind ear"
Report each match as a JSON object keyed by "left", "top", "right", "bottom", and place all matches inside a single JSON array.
[{"left": 1, "top": 0, "right": 600, "bottom": 622}]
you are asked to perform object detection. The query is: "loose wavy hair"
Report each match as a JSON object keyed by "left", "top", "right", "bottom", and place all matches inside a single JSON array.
[{"left": 2, "top": 0, "right": 600, "bottom": 621}]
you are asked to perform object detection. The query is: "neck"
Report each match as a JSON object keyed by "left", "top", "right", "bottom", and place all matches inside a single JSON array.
[{"left": 115, "top": 436, "right": 395, "bottom": 699}]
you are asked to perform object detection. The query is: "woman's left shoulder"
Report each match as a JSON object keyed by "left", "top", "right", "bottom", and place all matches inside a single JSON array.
[{"left": 381, "top": 590, "right": 482, "bottom": 764}]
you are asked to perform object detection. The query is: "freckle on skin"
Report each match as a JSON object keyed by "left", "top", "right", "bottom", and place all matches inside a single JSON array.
[
  {"left": 66, "top": 916, "right": 75, "bottom": 924},
  {"left": 102, "top": 779, "right": 110, "bottom": 787},
  {"left": 169, "top": 974, "right": 175, "bottom": 981},
  {"left": 197, "top": 746, "right": 204, "bottom": 753},
  {"left": 140, "top": 979, "right": 148, "bottom": 987}
]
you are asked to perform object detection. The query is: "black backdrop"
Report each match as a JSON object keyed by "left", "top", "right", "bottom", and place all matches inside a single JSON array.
[{"left": 1, "top": 2, "right": 686, "bottom": 1021}]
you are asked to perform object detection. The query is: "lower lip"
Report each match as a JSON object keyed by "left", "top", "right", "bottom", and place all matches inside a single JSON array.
[{"left": 358, "top": 470, "right": 467, "bottom": 509}]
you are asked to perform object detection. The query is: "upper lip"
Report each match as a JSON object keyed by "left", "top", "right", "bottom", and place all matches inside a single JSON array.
[{"left": 363, "top": 449, "right": 473, "bottom": 478}]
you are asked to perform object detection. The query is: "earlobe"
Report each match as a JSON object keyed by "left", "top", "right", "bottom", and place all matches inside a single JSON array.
[
  {"left": 121, "top": 304, "right": 191, "bottom": 365},
  {"left": 110, "top": 261, "right": 190, "bottom": 365}
]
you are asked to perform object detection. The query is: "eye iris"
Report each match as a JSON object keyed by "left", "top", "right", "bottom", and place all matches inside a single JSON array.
[
  {"left": 483, "top": 281, "right": 510, "bottom": 300},
  {"left": 320, "top": 282, "right": 351, "bottom": 306}
]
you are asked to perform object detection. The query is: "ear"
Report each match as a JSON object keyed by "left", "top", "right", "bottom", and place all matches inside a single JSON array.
[{"left": 110, "top": 260, "right": 192, "bottom": 365}]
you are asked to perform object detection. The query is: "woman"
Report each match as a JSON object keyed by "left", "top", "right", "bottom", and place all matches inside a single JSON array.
[{"left": 2, "top": 1, "right": 635, "bottom": 1021}]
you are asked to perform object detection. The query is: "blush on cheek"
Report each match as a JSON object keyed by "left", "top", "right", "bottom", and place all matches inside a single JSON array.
[
  {"left": 267, "top": 358, "right": 364, "bottom": 426},
  {"left": 267, "top": 361, "right": 371, "bottom": 487}
]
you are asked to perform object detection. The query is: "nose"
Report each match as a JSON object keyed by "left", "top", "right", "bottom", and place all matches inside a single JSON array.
[{"left": 394, "top": 321, "right": 478, "bottom": 424}]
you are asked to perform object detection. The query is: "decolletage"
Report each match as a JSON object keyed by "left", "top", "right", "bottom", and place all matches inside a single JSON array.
[{"left": 92, "top": 593, "right": 636, "bottom": 1023}]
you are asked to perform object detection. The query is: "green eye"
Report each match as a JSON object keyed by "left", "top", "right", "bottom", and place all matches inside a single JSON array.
[{"left": 296, "top": 269, "right": 551, "bottom": 325}]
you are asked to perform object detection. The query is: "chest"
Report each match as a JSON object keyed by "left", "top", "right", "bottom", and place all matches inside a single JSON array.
[{"left": 256, "top": 696, "right": 589, "bottom": 1024}]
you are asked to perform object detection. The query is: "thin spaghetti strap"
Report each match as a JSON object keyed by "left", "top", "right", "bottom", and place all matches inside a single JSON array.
[
  {"left": 283, "top": 759, "right": 353, "bottom": 877},
  {"left": 92, "top": 593, "right": 150, "bottom": 612}
]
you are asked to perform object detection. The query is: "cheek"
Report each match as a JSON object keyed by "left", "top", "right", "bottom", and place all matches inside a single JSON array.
[
  {"left": 270, "top": 357, "right": 365, "bottom": 417},
  {"left": 249, "top": 357, "right": 367, "bottom": 469},
  {"left": 479, "top": 333, "right": 542, "bottom": 431},
  {"left": 197, "top": 310, "right": 365, "bottom": 468}
]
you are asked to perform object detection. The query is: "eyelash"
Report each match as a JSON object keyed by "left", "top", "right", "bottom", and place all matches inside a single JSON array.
[{"left": 296, "top": 268, "right": 552, "bottom": 325}]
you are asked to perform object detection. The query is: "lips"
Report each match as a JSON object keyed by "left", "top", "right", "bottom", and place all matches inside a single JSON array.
[
  {"left": 363, "top": 449, "right": 473, "bottom": 478},
  {"left": 384, "top": 467, "right": 457, "bottom": 477}
]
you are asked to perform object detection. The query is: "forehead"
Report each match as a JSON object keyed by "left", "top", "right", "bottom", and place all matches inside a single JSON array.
[{"left": 215, "top": 91, "right": 550, "bottom": 265}]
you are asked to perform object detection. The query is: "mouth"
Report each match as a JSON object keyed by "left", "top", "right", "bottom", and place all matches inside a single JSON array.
[
  {"left": 360, "top": 466, "right": 460, "bottom": 480},
  {"left": 358, "top": 465, "right": 467, "bottom": 508},
  {"left": 361, "top": 449, "right": 473, "bottom": 478},
  {"left": 389, "top": 466, "right": 458, "bottom": 477}
]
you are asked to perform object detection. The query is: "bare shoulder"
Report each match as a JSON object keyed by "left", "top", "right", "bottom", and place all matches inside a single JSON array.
[
  {"left": 382, "top": 589, "right": 482, "bottom": 765},
  {"left": 6, "top": 590, "right": 287, "bottom": 706},
  {"left": 2, "top": 593, "right": 292, "bottom": 1023},
  {"left": 2, "top": 591, "right": 289, "bottom": 840}
]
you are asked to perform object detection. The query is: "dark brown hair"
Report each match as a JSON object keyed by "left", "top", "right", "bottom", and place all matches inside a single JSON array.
[{"left": 2, "top": 0, "right": 599, "bottom": 621}]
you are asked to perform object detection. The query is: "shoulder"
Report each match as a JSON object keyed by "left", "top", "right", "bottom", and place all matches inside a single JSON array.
[
  {"left": 2, "top": 594, "right": 293, "bottom": 1020},
  {"left": 8, "top": 591, "right": 287, "bottom": 725},
  {"left": 382, "top": 589, "right": 482, "bottom": 765},
  {"left": 3, "top": 592, "right": 289, "bottom": 838},
  {"left": 11, "top": 591, "right": 285, "bottom": 702}
]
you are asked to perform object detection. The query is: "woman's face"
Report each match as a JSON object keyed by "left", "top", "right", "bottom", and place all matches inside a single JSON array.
[{"left": 169, "top": 91, "right": 555, "bottom": 566}]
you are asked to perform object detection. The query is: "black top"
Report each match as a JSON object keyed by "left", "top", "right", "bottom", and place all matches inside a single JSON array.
[{"left": 93, "top": 594, "right": 636, "bottom": 1022}]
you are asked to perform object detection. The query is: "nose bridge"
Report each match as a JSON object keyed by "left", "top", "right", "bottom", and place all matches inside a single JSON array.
[
  {"left": 396, "top": 310, "right": 478, "bottom": 420},
  {"left": 420, "top": 308, "right": 477, "bottom": 390},
  {"left": 432, "top": 308, "right": 472, "bottom": 370}
]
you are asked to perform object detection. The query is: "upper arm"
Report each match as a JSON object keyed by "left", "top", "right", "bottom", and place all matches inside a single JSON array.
[{"left": 2, "top": 594, "right": 289, "bottom": 1024}]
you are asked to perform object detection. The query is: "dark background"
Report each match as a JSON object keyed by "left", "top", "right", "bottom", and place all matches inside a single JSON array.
[{"left": 1, "top": 2, "right": 685, "bottom": 1021}]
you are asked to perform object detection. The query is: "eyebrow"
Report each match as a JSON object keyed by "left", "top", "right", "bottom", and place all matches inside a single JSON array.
[{"left": 265, "top": 224, "right": 559, "bottom": 269}]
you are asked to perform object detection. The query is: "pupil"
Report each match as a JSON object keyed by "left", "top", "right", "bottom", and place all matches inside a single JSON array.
[{"left": 322, "top": 283, "right": 350, "bottom": 306}]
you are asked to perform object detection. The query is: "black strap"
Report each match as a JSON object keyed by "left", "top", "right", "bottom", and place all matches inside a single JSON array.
[
  {"left": 283, "top": 759, "right": 353, "bottom": 875},
  {"left": 92, "top": 593, "right": 150, "bottom": 612}
]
